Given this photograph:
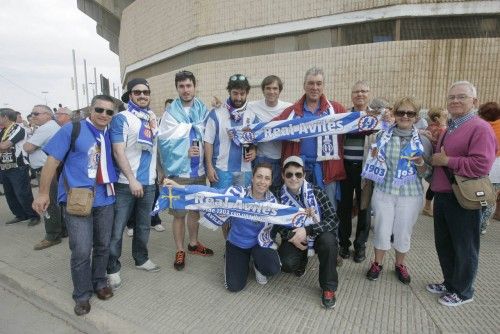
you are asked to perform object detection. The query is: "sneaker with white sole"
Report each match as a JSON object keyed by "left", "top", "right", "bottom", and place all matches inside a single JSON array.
[
  {"left": 426, "top": 283, "right": 447, "bottom": 294},
  {"left": 136, "top": 259, "right": 160, "bottom": 272},
  {"left": 107, "top": 272, "right": 122, "bottom": 290},
  {"left": 438, "top": 292, "right": 473, "bottom": 307},
  {"left": 126, "top": 228, "right": 133, "bottom": 237},
  {"left": 254, "top": 266, "right": 268, "bottom": 285},
  {"left": 152, "top": 224, "right": 165, "bottom": 232}
]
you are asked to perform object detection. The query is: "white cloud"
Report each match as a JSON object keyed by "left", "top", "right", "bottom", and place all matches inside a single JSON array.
[{"left": 0, "top": 0, "right": 121, "bottom": 116}]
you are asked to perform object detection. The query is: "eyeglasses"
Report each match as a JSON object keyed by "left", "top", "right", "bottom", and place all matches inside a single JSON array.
[
  {"left": 352, "top": 90, "right": 369, "bottom": 94},
  {"left": 395, "top": 110, "right": 417, "bottom": 118},
  {"left": 230, "top": 75, "right": 247, "bottom": 82},
  {"left": 175, "top": 70, "right": 194, "bottom": 78},
  {"left": 93, "top": 107, "right": 114, "bottom": 116},
  {"left": 285, "top": 172, "right": 304, "bottom": 179},
  {"left": 131, "top": 89, "right": 151, "bottom": 97},
  {"left": 447, "top": 94, "right": 470, "bottom": 102},
  {"left": 31, "top": 111, "right": 47, "bottom": 116}
]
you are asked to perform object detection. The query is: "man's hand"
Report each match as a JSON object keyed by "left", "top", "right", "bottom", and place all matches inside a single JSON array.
[
  {"left": 129, "top": 178, "right": 144, "bottom": 198},
  {"left": 188, "top": 145, "right": 200, "bottom": 157},
  {"left": 207, "top": 165, "right": 219, "bottom": 183},
  {"left": 432, "top": 147, "right": 449, "bottom": 167},
  {"left": 288, "top": 227, "right": 307, "bottom": 250},
  {"left": 244, "top": 146, "right": 256, "bottom": 162},
  {"left": 32, "top": 194, "right": 50, "bottom": 216}
]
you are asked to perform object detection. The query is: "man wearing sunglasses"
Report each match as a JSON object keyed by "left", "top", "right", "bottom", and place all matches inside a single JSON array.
[
  {"left": 274, "top": 156, "right": 340, "bottom": 309},
  {"left": 32, "top": 95, "right": 118, "bottom": 316},
  {"left": 107, "top": 78, "right": 160, "bottom": 290},
  {"left": 23, "top": 105, "right": 65, "bottom": 250},
  {"left": 158, "top": 70, "right": 214, "bottom": 271}
]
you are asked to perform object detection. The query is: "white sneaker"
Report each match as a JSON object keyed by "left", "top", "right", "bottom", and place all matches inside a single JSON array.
[
  {"left": 152, "top": 224, "right": 165, "bottom": 232},
  {"left": 254, "top": 266, "right": 268, "bottom": 285},
  {"left": 126, "top": 228, "right": 133, "bottom": 237},
  {"left": 107, "top": 272, "right": 122, "bottom": 290},
  {"left": 136, "top": 259, "right": 161, "bottom": 272}
]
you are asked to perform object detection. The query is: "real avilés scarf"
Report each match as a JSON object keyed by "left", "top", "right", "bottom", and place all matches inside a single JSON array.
[
  {"left": 286, "top": 97, "right": 338, "bottom": 162},
  {"left": 362, "top": 125, "right": 424, "bottom": 186},
  {"left": 85, "top": 118, "right": 118, "bottom": 196},
  {"left": 158, "top": 97, "right": 208, "bottom": 177},
  {"left": 224, "top": 98, "right": 248, "bottom": 124},
  {"left": 127, "top": 100, "right": 158, "bottom": 151},
  {"left": 198, "top": 185, "right": 279, "bottom": 249},
  {"left": 280, "top": 180, "right": 321, "bottom": 257}
]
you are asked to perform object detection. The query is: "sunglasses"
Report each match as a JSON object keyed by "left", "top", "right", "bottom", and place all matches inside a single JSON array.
[
  {"left": 230, "top": 75, "right": 247, "bottom": 82},
  {"left": 175, "top": 70, "right": 194, "bottom": 78},
  {"left": 131, "top": 89, "right": 151, "bottom": 97},
  {"left": 395, "top": 110, "right": 417, "bottom": 118},
  {"left": 285, "top": 172, "right": 304, "bottom": 179},
  {"left": 94, "top": 107, "right": 114, "bottom": 116}
]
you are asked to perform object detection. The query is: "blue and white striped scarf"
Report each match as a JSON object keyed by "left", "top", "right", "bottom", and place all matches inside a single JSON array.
[{"left": 127, "top": 100, "right": 158, "bottom": 151}]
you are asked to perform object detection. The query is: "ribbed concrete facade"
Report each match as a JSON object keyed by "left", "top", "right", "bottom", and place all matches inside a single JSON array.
[{"left": 114, "top": 0, "right": 499, "bottom": 113}]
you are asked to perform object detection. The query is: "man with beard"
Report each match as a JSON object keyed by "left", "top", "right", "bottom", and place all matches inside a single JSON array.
[
  {"left": 158, "top": 70, "right": 214, "bottom": 271},
  {"left": 107, "top": 78, "right": 160, "bottom": 290},
  {"left": 204, "top": 74, "right": 257, "bottom": 189}
]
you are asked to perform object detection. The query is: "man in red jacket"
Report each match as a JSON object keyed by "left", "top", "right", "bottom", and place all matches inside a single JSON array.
[{"left": 272, "top": 67, "right": 346, "bottom": 209}]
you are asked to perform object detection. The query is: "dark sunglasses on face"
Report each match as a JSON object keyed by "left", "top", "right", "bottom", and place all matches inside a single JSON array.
[
  {"left": 395, "top": 110, "right": 417, "bottom": 118},
  {"left": 230, "top": 75, "right": 246, "bottom": 82},
  {"left": 285, "top": 172, "right": 304, "bottom": 179},
  {"left": 94, "top": 107, "right": 114, "bottom": 116},
  {"left": 131, "top": 89, "right": 151, "bottom": 97}
]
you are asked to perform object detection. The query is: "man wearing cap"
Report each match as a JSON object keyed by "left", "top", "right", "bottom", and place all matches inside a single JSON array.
[
  {"left": 158, "top": 70, "right": 214, "bottom": 271},
  {"left": 274, "top": 155, "right": 340, "bottom": 309},
  {"left": 23, "top": 105, "right": 65, "bottom": 250},
  {"left": 272, "top": 67, "right": 346, "bottom": 209},
  {"left": 55, "top": 107, "right": 72, "bottom": 125},
  {"left": 204, "top": 74, "right": 257, "bottom": 189},
  {"left": 338, "top": 80, "right": 376, "bottom": 263},
  {"left": 247, "top": 75, "right": 292, "bottom": 195},
  {"left": 107, "top": 78, "right": 160, "bottom": 289}
]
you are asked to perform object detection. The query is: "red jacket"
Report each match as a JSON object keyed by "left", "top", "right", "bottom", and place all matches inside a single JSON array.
[{"left": 272, "top": 94, "right": 346, "bottom": 184}]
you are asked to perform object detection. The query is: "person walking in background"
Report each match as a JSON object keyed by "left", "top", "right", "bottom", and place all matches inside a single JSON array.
[
  {"left": 422, "top": 107, "right": 448, "bottom": 217},
  {"left": 477, "top": 101, "right": 500, "bottom": 234}
]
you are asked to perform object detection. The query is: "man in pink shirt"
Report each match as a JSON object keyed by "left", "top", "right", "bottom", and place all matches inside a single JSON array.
[{"left": 427, "top": 81, "right": 496, "bottom": 307}]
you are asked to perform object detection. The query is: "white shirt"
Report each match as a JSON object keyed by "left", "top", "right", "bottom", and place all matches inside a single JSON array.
[
  {"left": 27, "top": 120, "right": 60, "bottom": 169},
  {"left": 247, "top": 99, "right": 292, "bottom": 159}
]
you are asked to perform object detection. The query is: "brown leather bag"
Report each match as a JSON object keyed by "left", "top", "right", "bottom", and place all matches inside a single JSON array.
[
  {"left": 66, "top": 188, "right": 94, "bottom": 216},
  {"left": 451, "top": 175, "right": 496, "bottom": 210}
]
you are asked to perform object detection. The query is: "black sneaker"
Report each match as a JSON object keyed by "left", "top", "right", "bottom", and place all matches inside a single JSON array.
[
  {"left": 321, "top": 290, "right": 336, "bottom": 309},
  {"left": 5, "top": 217, "right": 22, "bottom": 225},
  {"left": 339, "top": 246, "right": 350, "bottom": 259},
  {"left": 294, "top": 257, "right": 308, "bottom": 277},
  {"left": 353, "top": 248, "right": 366, "bottom": 263},
  {"left": 28, "top": 217, "right": 40, "bottom": 227},
  {"left": 395, "top": 264, "right": 411, "bottom": 284},
  {"left": 366, "top": 262, "right": 383, "bottom": 281}
]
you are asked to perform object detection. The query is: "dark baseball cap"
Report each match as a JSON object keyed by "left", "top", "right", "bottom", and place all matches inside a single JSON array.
[{"left": 121, "top": 78, "right": 150, "bottom": 103}]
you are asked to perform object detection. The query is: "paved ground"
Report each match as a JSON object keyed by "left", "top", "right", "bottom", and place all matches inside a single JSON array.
[{"left": 0, "top": 190, "right": 499, "bottom": 334}]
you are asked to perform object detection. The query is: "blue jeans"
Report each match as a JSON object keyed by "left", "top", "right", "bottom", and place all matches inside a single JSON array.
[
  {"left": 64, "top": 204, "right": 114, "bottom": 302},
  {"left": 107, "top": 183, "right": 156, "bottom": 274},
  {"left": 434, "top": 192, "right": 480, "bottom": 300},
  {"left": 1, "top": 165, "right": 38, "bottom": 219}
]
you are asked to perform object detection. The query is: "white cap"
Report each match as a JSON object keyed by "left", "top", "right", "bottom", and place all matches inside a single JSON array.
[{"left": 283, "top": 155, "right": 304, "bottom": 168}]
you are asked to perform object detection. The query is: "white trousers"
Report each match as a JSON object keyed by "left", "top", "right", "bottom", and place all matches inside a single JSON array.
[{"left": 371, "top": 189, "right": 423, "bottom": 253}]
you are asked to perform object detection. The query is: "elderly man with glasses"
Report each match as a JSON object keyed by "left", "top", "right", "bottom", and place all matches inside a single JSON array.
[
  {"left": 24, "top": 105, "right": 65, "bottom": 250},
  {"left": 428, "top": 81, "right": 497, "bottom": 307}
]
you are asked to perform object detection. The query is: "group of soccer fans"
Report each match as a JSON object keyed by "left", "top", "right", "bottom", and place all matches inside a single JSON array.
[{"left": 1, "top": 65, "right": 497, "bottom": 315}]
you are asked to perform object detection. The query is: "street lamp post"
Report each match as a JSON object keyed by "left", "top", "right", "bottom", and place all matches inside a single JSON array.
[{"left": 41, "top": 91, "right": 49, "bottom": 105}]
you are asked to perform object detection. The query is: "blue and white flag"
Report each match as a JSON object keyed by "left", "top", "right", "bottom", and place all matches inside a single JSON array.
[{"left": 230, "top": 111, "right": 380, "bottom": 145}]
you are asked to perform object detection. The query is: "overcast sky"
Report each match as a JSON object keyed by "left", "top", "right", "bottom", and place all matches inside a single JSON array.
[{"left": 0, "top": 0, "right": 121, "bottom": 116}]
